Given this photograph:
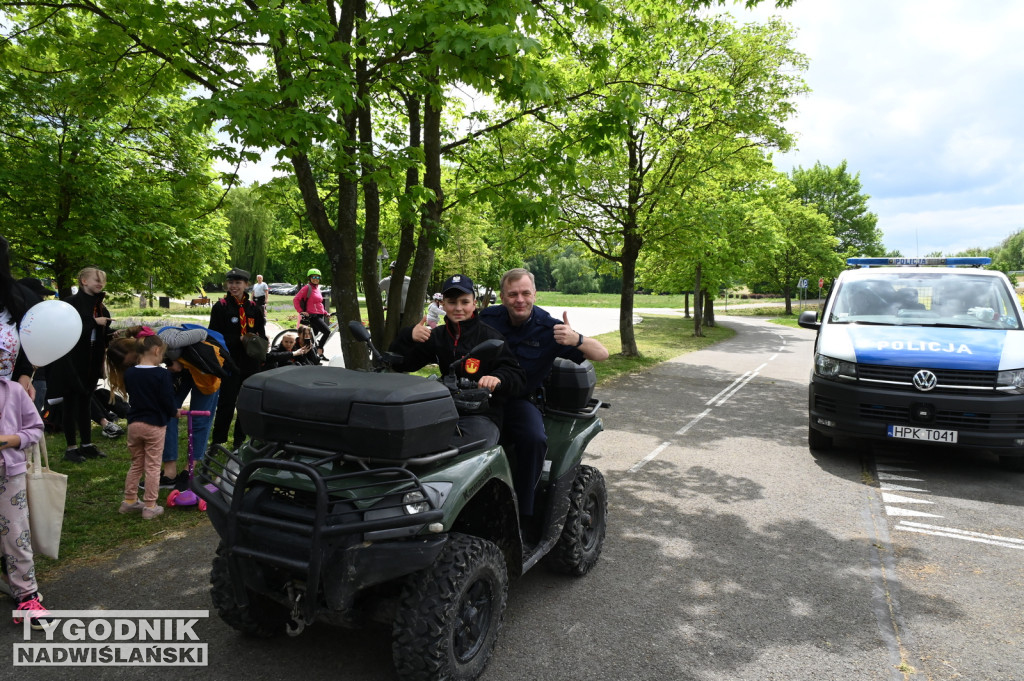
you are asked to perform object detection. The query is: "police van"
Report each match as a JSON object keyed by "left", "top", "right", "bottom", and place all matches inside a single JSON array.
[{"left": 798, "top": 257, "right": 1024, "bottom": 470}]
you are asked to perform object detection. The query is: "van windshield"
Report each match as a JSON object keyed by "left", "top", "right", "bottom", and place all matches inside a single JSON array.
[{"left": 828, "top": 271, "right": 1021, "bottom": 329}]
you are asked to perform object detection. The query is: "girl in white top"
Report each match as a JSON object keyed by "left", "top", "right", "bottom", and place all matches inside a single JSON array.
[{"left": 425, "top": 293, "right": 444, "bottom": 328}]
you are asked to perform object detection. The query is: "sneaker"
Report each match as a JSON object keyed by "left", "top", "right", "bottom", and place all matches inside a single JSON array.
[
  {"left": 80, "top": 443, "right": 106, "bottom": 459},
  {"left": 118, "top": 500, "right": 145, "bottom": 514},
  {"left": 141, "top": 505, "right": 164, "bottom": 520},
  {"left": 13, "top": 594, "right": 53, "bottom": 630},
  {"left": 139, "top": 474, "right": 176, "bottom": 491},
  {"left": 101, "top": 422, "right": 125, "bottom": 439},
  {"left": 63, "top": 446, "right": 86, "bottom": 463}
]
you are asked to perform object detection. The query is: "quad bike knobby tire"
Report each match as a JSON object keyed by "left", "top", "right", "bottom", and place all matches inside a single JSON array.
[
  {"left": 392, "top": 533, "right": 508, "bottom": 681},
  {"left": 546, "top": 464, "right": 607, "bottom": 576},
  {"left": 210, "top": 542, "right": 291, "bottom": 638}
]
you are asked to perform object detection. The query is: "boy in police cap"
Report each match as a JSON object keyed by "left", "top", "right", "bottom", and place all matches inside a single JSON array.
[
  {"left": 388, "top": 274, "right": 525, "bottom": 449},
  {"left": 209, "top": 268, "right": 266, "bottom": 447}
]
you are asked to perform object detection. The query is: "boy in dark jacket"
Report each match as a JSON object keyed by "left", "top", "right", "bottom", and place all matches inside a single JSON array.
[{"left": 388, "top": 274, "right": 525, "bottom": 449}]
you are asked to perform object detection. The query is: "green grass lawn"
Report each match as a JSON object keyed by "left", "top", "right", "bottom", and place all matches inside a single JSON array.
[{"left": 36, "top": 312, "right": 732, "bottom": 577}]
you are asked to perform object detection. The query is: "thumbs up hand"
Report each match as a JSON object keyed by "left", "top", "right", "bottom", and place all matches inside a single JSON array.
[
  {"left": 412, "top": 316, "right": 431, "bottom": 343},
  {"left": 553, "top": 311, "right": 580, "bottom": 347}
]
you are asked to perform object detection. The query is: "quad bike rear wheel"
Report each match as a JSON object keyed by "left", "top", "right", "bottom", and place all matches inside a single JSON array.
[
  {"left": 392, "top": 533, "right": 508, "bottom": 681},
  {"left": 210, "top": 542, "right": 291, "bottom": 638},
  {"left": 546, "top": 464, "right": 607, "bottom": 576}
]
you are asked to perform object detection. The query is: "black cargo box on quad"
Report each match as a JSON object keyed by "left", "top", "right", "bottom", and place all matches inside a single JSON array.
[
  {"left": 237, "top": 366, "right": 459, "bottom": 459},
  {"left": 545, "top": 358, "right": 596, "bottom": 411}
]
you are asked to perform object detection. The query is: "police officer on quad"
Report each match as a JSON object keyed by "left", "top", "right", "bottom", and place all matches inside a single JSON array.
[{"left": 479, "top": 268, "right": 609, "bottom": 516}]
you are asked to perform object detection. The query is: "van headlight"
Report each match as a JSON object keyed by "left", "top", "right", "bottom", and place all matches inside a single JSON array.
[
  {"left": 814, "top": 354, "right": 857, "bottom": 380},
  {"left": 997, "top": 369, "right": 1024, "bottom": 393}
]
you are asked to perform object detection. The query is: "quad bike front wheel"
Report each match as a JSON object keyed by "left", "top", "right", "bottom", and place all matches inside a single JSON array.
[
  {"left": 392, "top": 533, "right": 508, "bottom": 681},
  {"left": 210, "top": 542, "right": 291, "bottom": 638},
  {"left": 546, "top": 464, "right": 607, "bottom": 576}
]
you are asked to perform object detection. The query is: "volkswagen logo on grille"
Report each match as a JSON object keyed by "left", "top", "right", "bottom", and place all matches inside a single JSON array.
[{"left": 912, "top": 369, "right": 938, "bottom": 391}]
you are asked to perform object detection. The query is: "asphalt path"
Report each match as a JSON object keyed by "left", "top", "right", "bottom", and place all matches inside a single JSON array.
[{"left": 5, "top": 314, "right": 1021, "bottom": 680}]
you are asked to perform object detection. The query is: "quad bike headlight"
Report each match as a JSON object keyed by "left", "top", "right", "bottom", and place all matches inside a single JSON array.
[{"left": 403, "top": 490, "right": 429, "bottom": 515}]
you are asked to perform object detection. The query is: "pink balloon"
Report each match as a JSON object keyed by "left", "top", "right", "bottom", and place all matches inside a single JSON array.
[{"left": 19, "top": 300, "right": 83, "bottom": 366}]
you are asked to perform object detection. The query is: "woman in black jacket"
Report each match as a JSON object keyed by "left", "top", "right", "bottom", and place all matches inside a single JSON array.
[
  {"left": 48, "top": 266, "right": 113, "bottom": 462},
  {"left": 388, "top": 274, "right": 525, "bottom": 449}
]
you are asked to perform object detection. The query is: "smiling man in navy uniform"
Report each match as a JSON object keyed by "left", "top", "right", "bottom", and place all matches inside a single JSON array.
[{"left": 479, "top": 268, "right": 609, "bottom": 517}]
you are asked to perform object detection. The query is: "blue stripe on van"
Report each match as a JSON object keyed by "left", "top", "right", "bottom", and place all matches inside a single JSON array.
[{"left": 848, "top": 327, "right": 1005, "bottom": 370}]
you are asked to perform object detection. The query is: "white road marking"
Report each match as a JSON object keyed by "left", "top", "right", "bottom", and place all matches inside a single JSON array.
[
  {"left": 769, "top": 353, "right": 779, "bottom": 361},
  {"left": 877, "top": 472, "right": 924, "bottom": 482},
  {"left": 713, "top": 364, "right": 765, "bottom": 407},
  {"left": 675, "top": 408, "right": 712, "bottom": 436},
  {"left": 880, "top": 483, "right": 930, "bottom": 493},
  {"left": 895, "top": 522, "right": 1024, "bottom": 550},
  {"left": 882, "top": 492, "right": 934, "bottom": 505},
  {"left": 705, "top": 373, "right": 749, "bottom": 406},
  {"left": 628, "top": 441, "right": 673, "bottom": 473},
  {"left": 884, "top": 506, "right": 943, "bottom": 518}
]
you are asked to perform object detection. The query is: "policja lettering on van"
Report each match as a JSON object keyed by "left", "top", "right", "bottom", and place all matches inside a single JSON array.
[{"left": 876, "top": 340, "right": 973, "bottom": 354}]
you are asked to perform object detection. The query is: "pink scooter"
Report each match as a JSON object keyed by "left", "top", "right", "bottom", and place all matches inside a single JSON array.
[{"left": 166, "top": 409, "right": 213, "bottom": 511}]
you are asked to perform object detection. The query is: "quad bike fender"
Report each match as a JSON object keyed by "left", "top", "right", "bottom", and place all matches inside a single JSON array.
[
  {"left": 543, "top": 414, "right": 604, "bottom": 482},
  {"left": 418, "top": 443, "right": 515, "bottom": 527}
]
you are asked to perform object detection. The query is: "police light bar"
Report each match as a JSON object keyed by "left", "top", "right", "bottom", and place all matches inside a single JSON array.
[{"left": 846, "top": 257, "right": 991, "bottom": 268}]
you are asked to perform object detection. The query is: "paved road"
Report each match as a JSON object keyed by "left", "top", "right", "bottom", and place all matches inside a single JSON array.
[{"left": 5, "top": 316, "right": 1021, "bottom": 680}]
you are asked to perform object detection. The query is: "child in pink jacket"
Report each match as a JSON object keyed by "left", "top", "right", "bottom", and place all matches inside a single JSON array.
[{"left": 0, "top": 375, "right": 52, "bottom": 629}]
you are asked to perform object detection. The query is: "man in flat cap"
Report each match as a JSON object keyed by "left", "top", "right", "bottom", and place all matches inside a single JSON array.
[{"left": 209, "top": 268, "right": 266, "bottom": 447}]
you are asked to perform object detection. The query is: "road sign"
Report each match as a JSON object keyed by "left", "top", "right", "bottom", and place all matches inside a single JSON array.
[
  {"left": 818, "top": 277, "right": 824, "bottom": 288},
  {"left": 798, "top": 278, "right": 808, "bottom": 289}
]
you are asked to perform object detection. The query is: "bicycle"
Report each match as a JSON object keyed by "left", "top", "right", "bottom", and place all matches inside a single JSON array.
[{"left": 271, "top": 312, "right": 341, "bottom": 363}]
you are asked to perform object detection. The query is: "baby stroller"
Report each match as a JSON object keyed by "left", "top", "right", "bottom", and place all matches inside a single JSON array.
[{"left": 166, "top": 410, "right": 213, "bottom": 511}]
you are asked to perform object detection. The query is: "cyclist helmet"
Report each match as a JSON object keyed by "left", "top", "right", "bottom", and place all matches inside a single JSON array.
[
  {"left": 307, "top": 268, "right": 322, "bottom": 278},
  {"left": 432, "top": 292, "right": 443, "bottom": 301}
]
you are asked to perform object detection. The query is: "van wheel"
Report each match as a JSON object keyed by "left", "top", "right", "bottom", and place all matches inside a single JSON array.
[
  {"left": 546, "top": 465, "right": 607, "bottom": 576},
  {"left": 808, "top": 426, "right": 833, "bottom": 451},
  {"left": 392, "top": 534, "right": 508, "bottom": 681},
  {"left": 999, "top": 455, "right": 1024, "bottom": 472},
  {"left": 210, "top": 543, "right": 290, "bottom": 638}
]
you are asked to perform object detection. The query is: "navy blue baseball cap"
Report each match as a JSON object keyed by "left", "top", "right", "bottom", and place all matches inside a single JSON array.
[{"left": 442, "top": 274, "right": 474, "bottom": 297}]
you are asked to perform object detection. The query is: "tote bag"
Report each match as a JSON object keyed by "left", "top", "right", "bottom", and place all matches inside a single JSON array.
[{"left": 25, "top": 437, "right": 67, "bottom": 560}]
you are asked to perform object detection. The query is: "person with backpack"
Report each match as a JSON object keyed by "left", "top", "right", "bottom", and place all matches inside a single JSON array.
[
  {"left": 292, "top": 268, "right": 330, "bottom": 353},
  {"left": 209, "top": 268, "right": 266, "bottom": 448}
]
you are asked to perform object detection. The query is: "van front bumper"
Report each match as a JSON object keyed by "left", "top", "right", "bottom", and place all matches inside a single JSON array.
[{"left": 808, "top": 376, "right": 1024, "bottom": 450}]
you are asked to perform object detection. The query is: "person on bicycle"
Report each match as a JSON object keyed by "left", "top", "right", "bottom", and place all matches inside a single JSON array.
[{"left": 293, "top": 268, "right": 330, "bottom": 354}]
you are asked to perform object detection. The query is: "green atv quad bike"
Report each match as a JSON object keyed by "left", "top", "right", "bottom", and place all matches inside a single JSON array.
[{"left": 194, "top": 321, "right": 608, "bottom": 681}]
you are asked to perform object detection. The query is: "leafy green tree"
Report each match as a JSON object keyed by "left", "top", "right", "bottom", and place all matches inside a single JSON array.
[
  {"left": 0, "top": 23, "right": 227, "bottom": 295},
  {"left": 746, "top": 181, "right": 844, "bottom": 314},
  {"left": 790, "top": 160, "right": 883, "bottom": 258},
  {"left": 552, "top": 247, "right": 599, "bottom": 294},
  {"left": 224, "top": 187, "right": 272, "bottom": 277},
  {"left": 522, "top": 11, "right": 807, "bottom": 352}
]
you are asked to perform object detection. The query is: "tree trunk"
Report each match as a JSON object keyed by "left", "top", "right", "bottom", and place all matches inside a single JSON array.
[
  {"left": 692, "top": 263, "right": 703, "bottom": 337},
  {"left": 702, "top": 289, "right": 715, "bottom": 327},
  {"left": 784, "top": 287, "right": 793, "bottom": 315},
  {"left": 357, "top": 0, "right": 385, "bottom": 346},
  {"left": 409, "top": 73, "right": 442, "bottom": 322},
  {"left": 618, "top": 230, "right": 641, "bottom": 357},
  {"left": 684, "top": 291, "right": 690, "bottom": 319}
]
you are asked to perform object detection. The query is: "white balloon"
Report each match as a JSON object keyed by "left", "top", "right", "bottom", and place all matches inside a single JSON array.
[{"left": 19, "top": 300, "right": 83, "bottom": 366}]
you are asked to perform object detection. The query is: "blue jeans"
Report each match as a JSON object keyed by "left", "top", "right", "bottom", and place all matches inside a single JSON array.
[{"left": 163, "top": 379, "right": 219, "bottom": 464}]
